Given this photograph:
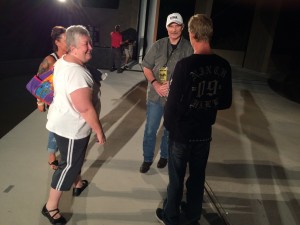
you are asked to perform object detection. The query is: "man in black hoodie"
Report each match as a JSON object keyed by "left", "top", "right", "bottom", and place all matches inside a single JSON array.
[{"left": 156, "top": 14, "right": 232, "bottom": 225}]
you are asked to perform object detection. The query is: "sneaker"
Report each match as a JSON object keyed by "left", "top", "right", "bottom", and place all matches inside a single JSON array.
[
  {"left": 124, "top": 65, "right": 129, "bottom": 70},
  {"left": 156, "top": 208, "right": 166, "bottom": 225},
  {"left": 139, "top": 161, "right": 152, "bottom": 173},
  {"left": 157, "top": 157, "right": 168, "bottom": 168}
]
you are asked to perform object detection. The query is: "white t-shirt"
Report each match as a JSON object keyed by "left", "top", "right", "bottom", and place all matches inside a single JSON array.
[{"left": 46, "top": 56, "right": 100, "bottom": 139}]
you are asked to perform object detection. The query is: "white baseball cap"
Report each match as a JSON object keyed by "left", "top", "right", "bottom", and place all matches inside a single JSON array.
[{"left": 166, "top": 13, "right": 183, "bottom": 27}]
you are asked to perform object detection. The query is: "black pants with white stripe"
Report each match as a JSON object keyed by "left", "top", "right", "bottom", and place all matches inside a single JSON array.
[{"left": 52, "top": 133, "right": 90, "bottom": 191}]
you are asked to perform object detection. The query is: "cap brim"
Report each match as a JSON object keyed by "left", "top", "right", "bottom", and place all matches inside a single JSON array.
[{"left": 167, "top": 21, "right": 183, "bottom": 26}]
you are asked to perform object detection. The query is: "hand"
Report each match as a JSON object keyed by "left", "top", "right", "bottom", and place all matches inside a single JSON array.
[
  {"left": 152, "top": 81, "right": 169, "bottom": 97},
  {"left": 96, "top": 131, "right": 106, "bottom": 145},
  {"left": 160, "top": 81, "right": 169, "bottom": 97},
  {"left": 37, "top": 101, "right": 45, "bottom": 112}
]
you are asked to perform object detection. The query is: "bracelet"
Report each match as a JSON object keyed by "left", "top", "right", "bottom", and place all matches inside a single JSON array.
[{"left": 150, "top": 79, "right": 157, "bottom": 84}]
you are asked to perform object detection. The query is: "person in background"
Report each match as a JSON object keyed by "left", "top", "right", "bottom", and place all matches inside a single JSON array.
[
  {"left": 36, "top": 26, "right": 67, "bottom": 170},
  {"left": 110, "top": 25, "right": 128, "bottom": 73},
  {"left": 123, "top": 39, "right": 134, "bottom": 70},
  {"left": 140, "top": 13, "right": 193, "bottom": 173},
  {"left": 41, "top": 25, "right": 106, "bottom": 225},
  {"left": 156, "top": 14, "right": 232, "bottom": 225}
]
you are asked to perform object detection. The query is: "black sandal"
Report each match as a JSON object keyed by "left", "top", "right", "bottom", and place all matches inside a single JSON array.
[
  {"left": 41, "top": 204, "right": 67, "bottom": 224},
  {"left": 72, "top": 180, "right": 89, "bottom": 196}
]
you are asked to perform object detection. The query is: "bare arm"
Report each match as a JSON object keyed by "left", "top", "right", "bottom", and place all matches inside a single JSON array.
[
  {"left": 37, "top": 56, "right": 56, "bottom": 75},
  {"left": 143, "top": 67, "right": 169, "bottom": 97},
  {"left": 70, "top": 87, "right": 106, "bottom": 144},
  {"left": 36, "top": 56, "right": 56, "bottom": 112}
]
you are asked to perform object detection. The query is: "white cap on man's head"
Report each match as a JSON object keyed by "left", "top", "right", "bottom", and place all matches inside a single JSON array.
[{"left": 166, "top": 13, "right": 183, "bottom": 27}]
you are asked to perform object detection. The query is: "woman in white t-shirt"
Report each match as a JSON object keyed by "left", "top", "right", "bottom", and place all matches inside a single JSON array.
[{"left": 41, "top": 25, "right": 106, "bottom": 225}]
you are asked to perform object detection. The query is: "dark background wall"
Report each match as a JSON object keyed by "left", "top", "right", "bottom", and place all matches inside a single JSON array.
[
  {"left": 0, "top": 0, "right": 140, "bottom": 61},
  {"left": 210, "top": 0, "right": 255, "bottom": 51}
]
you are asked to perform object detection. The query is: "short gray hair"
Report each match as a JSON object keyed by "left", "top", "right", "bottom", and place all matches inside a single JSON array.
[{"left": 66, "top": 25, "right": 90, "bottom": 52}]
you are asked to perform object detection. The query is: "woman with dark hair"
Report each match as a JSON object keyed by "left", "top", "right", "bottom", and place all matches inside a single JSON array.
[{"left": 36, "top": 26, "right": 67, "bottom": 170}]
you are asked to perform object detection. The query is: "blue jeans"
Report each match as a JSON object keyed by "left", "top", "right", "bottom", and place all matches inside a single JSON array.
[
  {"left": 47, "top": 131, "right": 58, "bottom": 153},
  {"left": 163, "top": 139, "right": 210, "bottom": 225},
  {"left": 142, "top": 99, "right": 168, "bottom": 162}
]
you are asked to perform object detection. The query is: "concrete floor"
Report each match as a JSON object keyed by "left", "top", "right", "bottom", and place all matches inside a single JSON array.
[{"left": 0, "top": 64, "right": 299, "bottom": 225}]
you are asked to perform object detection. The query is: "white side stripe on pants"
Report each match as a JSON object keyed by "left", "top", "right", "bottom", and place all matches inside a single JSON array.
[{"left": 56, "top": 139, "right": 74, "bottom": 190}]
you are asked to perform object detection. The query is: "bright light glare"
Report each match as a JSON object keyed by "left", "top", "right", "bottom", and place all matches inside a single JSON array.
[{"left": 58, "top": 0, "right": 66, "bottom": 2}]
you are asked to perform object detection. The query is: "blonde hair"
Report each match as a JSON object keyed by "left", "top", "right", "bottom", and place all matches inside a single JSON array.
[{"left": 188, "top": 14, "right": 213, "bottom": 42}]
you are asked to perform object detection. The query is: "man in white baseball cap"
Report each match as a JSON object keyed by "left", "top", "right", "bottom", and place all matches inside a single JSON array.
[
  {"left": 139, "top": 13, "right": 193, "bottom": 174},
  {"left": 166, "top": 12, "right": 183, "bottom": 27}
]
